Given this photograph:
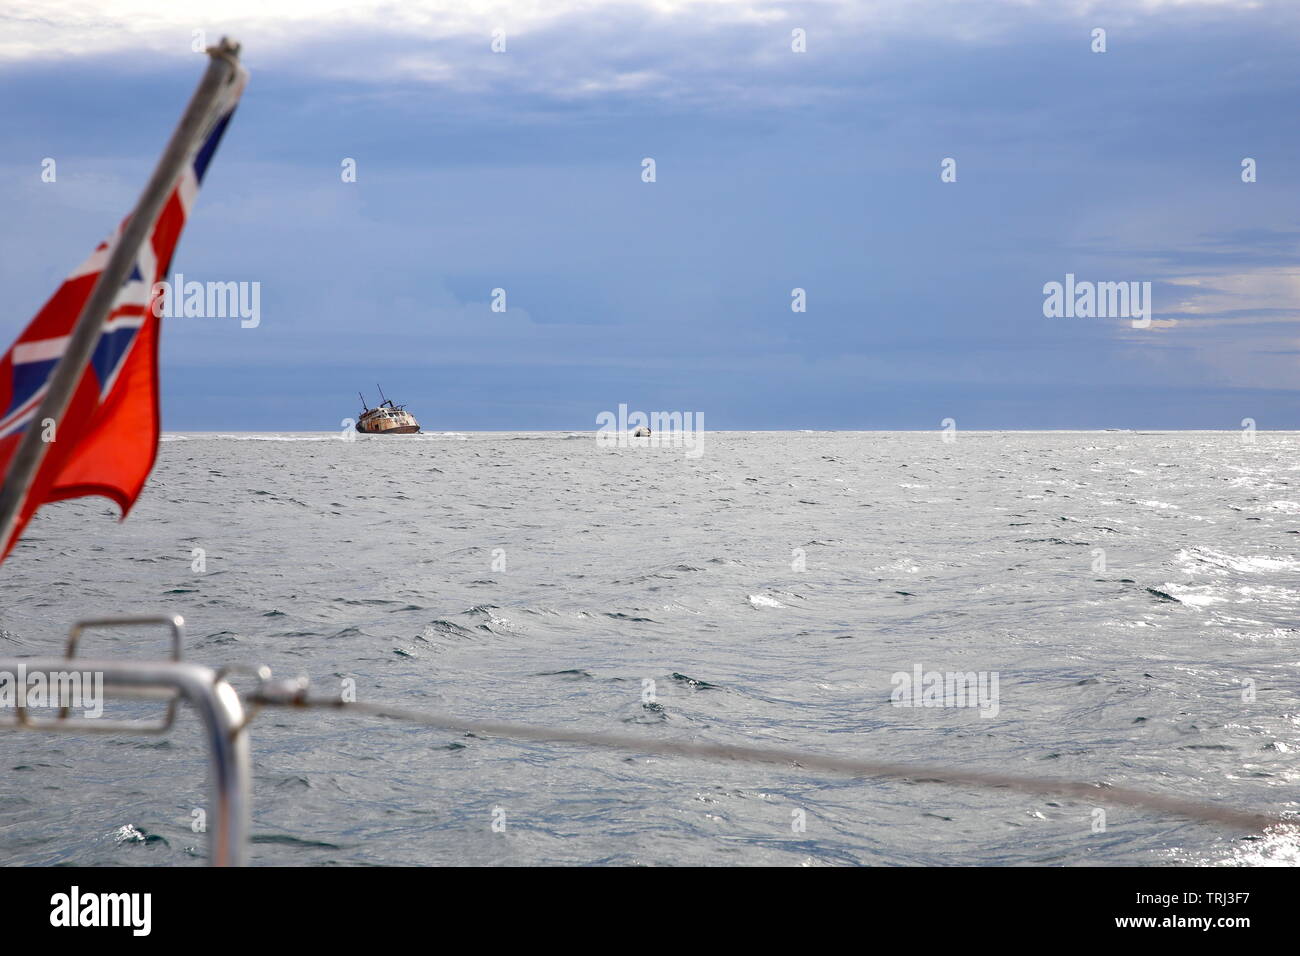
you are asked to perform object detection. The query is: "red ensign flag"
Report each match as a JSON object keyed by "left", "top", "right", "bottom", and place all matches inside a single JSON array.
[{"left": 0, "top": 62, "right": 246, "bottom": 563}]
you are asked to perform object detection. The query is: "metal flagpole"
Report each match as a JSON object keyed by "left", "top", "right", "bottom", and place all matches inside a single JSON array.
[{"left": 0, "top": 38, "right": 244, "bottom": 556}]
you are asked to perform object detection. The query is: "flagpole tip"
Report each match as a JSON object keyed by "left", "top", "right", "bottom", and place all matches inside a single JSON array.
[{"left": 207, "top": 37, "right": 242, "bottom": 61}]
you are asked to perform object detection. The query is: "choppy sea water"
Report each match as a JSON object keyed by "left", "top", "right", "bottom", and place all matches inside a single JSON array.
[{"left": 1, "top": 430, "right": 1297, "bottom": 867}]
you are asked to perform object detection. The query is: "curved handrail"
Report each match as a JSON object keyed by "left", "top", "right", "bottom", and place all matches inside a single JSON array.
[{"left": 0, "top": 657, "right": 251, "bottom": 866}]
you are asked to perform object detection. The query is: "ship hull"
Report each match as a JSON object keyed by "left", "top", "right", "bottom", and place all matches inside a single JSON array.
[
  {"left": 361, "top": 424, "right": 421, "bottom": 434},
  {"left": 358, "top": 424, "right": 420, "bottom": 434}
]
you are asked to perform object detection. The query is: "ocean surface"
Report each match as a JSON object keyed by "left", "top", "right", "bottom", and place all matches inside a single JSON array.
[{"left": 1, "top": 430, "right": 1297, "bottom": 866}]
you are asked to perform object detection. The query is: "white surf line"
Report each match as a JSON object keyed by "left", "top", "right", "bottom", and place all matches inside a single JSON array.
[{"left": 249, "top": 693, "right": 1282, "bottom": 833}]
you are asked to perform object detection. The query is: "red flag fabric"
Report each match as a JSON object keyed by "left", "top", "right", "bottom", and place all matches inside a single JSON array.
[{"left": 0, "top": 75, "right": 245, "bottom": 563}]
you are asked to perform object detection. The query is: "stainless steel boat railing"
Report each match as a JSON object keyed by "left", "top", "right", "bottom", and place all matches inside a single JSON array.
[{"left": 0, "top": 615, "right": 250, "bottom": 866}]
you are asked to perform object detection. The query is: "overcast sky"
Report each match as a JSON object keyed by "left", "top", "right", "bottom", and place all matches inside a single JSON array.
[{"left": 2, "top": 0, "right": 1298, "bottom": 429}]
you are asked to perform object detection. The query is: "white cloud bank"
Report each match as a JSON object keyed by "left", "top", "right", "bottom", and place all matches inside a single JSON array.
[{"left": 0, "top": 0, "right": 1263, "bottom": 71}]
